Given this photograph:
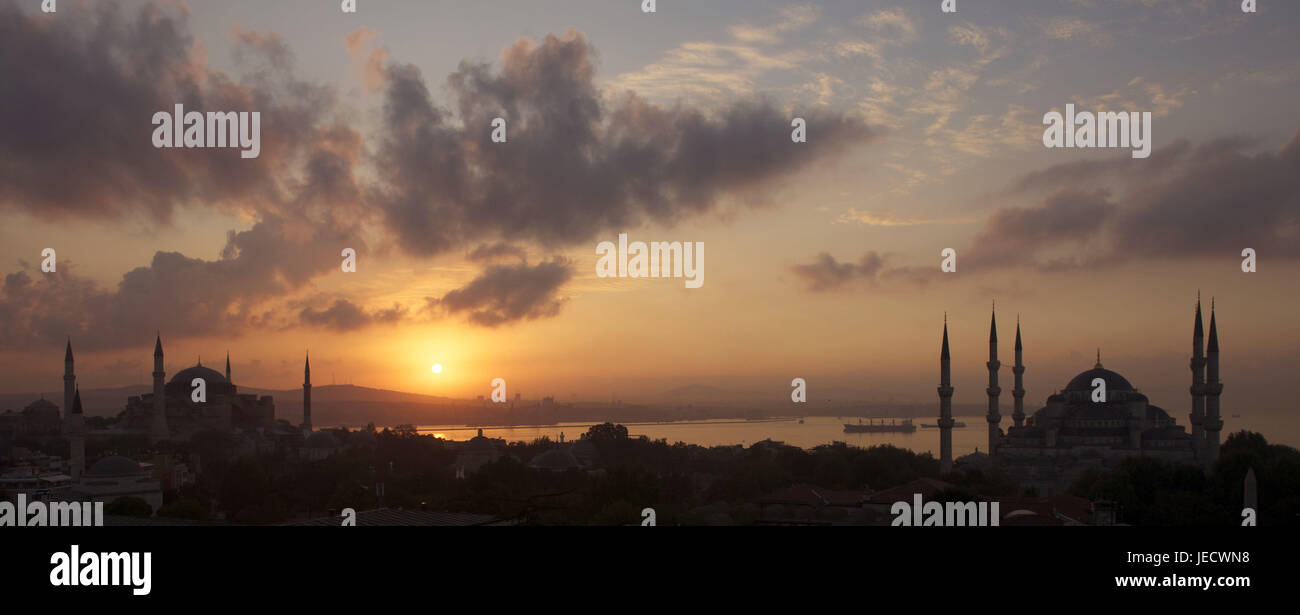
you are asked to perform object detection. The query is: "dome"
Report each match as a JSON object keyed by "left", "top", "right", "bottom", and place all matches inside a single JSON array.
[
  {"left": 466, "top": 429, "right": 496, "bottom": 451},
  {"left": 305, "top": 432, "right": 340, "bottom": 449},
  {"left": 169, "top": 364, "right": 228, "bottom": 387},
  {"left": 23, "top": 399, "right": 58, "bottom": 413},
  {"left": 1064, "top": 367, "right": 1133, "bottom": 394},
  {"left": 87, "top": 455, "right": 144, "bottom": 477},
  {"left": 529, "top": 448, "right": 580, "bottom": 471}
]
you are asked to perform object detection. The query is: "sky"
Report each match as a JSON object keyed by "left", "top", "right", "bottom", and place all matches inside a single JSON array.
[{"left": 1, "top": 0, "right": 1298, "bottom": 427}]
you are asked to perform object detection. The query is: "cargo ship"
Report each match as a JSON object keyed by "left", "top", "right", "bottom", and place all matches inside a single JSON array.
[
  {"left": 920, "top": 421, "right": 966, "bottom": 428},
  {"left": 843, "top": 418, "right": 916, "bottom": 433}
]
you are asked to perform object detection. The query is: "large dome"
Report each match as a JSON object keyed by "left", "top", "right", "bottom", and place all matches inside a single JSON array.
[
  {"left": 1064, "top": 367, "right": 1133, "bottom": 393},
  {"left": 87, "top": 455, "right": 144, "bottom": 477},
  {"left": 168, "top": 364, "right": 228, "bottom": 387}
]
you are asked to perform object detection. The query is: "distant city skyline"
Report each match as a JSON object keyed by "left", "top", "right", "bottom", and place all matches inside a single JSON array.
[{"left": 1, "top": 1, "right": 1298, "bottom": 436}]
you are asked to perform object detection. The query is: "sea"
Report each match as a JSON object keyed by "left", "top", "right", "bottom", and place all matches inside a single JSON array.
[{"left": 408, "top": 413, "right": 1300, "bottom": 454}]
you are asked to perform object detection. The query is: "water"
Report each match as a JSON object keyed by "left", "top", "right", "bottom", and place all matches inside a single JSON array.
[
  {"left": 415, "top": 416, "right": 997, "bottom": 456},
  {"left": 411, "top": 412, "right": 1300, "bottom": 454}
]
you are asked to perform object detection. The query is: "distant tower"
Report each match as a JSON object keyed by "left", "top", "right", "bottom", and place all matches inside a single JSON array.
[
  {"left": 1189, "top": 296, "right": 1206, "bottom": 453},
  {"left": 151, "top": 334, "right": 168, "bottom": 442},
  {"left": 1203, "top": 301, "right": 1223, "bottom": 468},
  {"left": 68, "top": 388, "right": 85, "bottom": 481},
  {"left": 225, "top": 351, "right": 232, "bottom": 382},
  {"left": 302, "top": 352, "right": 312, "bottom": 435},
  {"left": 1244, "top": 467, "right": 1257, "bottom": 513},
  {"left": 986, "top": 306, "right": 1002, "bottom": 455},
  {"left": 63, "top": 338, "right": 75, "bottom": 432},
  {"left": 1012, "top": 317, "right": 1026, "bottom": 429},
  {"left": 937, "top": 314, "right": 955, "bottom": 474}
]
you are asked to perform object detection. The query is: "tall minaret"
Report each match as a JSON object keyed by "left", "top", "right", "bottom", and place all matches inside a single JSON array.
[
  {"left": 63, "top": 337, "right": 75, "bottom": 432},
  {"left": 1204, "top": 300, "right": 1223, "bottom": 468},
  {"left": 1244, "top": 467, "right": 1257, "bottom": 514},
  {"left": 1189, "top": 295, "right": 1206, "bottom": 452},
  {"left": 301, "top": 352, "right": 312, "bottom": 435},
  {"left": 225, "top": 351, "right": 232, "bottom": 382},
  {"left": 68, "top": 388, "right": 85, "bottom": 481},
  {"left": 937, "top": 314, "right": 955, "bottom": 474},
  {"left": 151, "top": 334, "right": 168, "bottom": 442},
  {"left": 1012, "top": 316, "right": 1026, "bottom": 429},
  {"left": 986, "top": 306, "right": 1002, "bottom": 455}
]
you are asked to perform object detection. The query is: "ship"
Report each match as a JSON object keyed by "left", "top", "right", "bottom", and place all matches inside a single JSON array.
[
  {"left": 920, "top": 421, "right": 967, "bottom": 428},
  {"left": 843, "top": 418, "right": 916, "bottom": 433}
]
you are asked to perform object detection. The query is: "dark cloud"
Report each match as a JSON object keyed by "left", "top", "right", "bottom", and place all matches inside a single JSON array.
[
  {"left": 298, "top": 298, "right": 407, "bottom": 332},
  {"left": 467, "top": 242, "right": 528, "bottom": 263},
  {"left": 973, "top": 131, "right": 1300, "bottom": 271},
  {"left": 790, "top": 252, "right": 886, "bottom": 291},
  {"left": 431, "top": 258, "right": 573, "bottom": 327},
  {"left": 789, "top": 251, "right": 940, "bottom": 291},
  {"left": 373, "top": 30, "right": 874, "bottom": 257},
  {"left": 0, "top": 1, "right": 369, "bottom": 350}
]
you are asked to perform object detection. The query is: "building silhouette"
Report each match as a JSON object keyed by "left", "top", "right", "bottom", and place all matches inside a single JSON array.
[{"left": 940, "top": 298, "right": 1217, "bottom": 494}]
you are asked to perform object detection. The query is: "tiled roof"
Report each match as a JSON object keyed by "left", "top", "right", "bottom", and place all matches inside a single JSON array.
[
  {"left": 286, "top": 507, "right": 510, "bottom": 526},
  {"left": 866, "top": 478, "right": 954, "bottom": 504}
]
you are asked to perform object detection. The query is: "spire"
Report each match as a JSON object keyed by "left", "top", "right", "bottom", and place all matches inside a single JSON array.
[
  {"left": 989, "top": 304, "right": 998, "bottom": 343},
  {"left": 65, "top": 337, "right": 73, "bottom": 362},
  {"left": 1194, "top": 295, "right": 1204, "bottom": 338},
  {"left": 72, "top": 388, "right": 83, "bottom": 415},
  {"left": 225, "top": 351, "right": 231, "bottom": 381},
  {"left": 1208, "top": 301, "right": 1219, "bottom": 353},
  {"left": 154, "top": 333, "right": 163, "bottom": 357},
  {"left": 1014, "top": 317, "right": 1022, "bottom": 351},
  {"left": 941, "top": 315, "right": 951, "bottom": 360},
  {"left": 304, "top": 352, "right": 311, "bottom": 380},
  {"left": 1095, "top": 348, "right": 1103, "bottom": 369}
]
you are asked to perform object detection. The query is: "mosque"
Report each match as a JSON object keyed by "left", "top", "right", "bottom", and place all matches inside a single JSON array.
[
  {"left": 60, "top": 335, "right": 314, "bottom": 462},
  {"left": 938, "top": 297, "right": 1222, "bottom": 495}
]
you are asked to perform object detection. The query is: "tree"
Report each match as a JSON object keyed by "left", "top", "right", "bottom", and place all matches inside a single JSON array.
[{"left": 105, "top": 496, "right": 153, "bottom": 517}]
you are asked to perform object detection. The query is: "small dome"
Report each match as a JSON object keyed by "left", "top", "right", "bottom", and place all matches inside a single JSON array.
[
  {"left": 87, "top": 455, "right": 144, "bottom": 477},
  {"left": 23, "top": 399, "right": 58, "bottom": 414},
  {"left": 466, "top": 429, "right": 496, "bottom": 452},
  {"left": 529, "top": 448, "right": 580, "bottom": 471},
  {"left": 305, "top": 432, "right": 340, "bottom": 449}
]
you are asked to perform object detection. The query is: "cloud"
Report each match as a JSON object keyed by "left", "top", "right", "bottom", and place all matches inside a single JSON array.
[
  {"left": 429, "top": 258, "right": 573, "bottom": 327},
  {"left": 374, "top": 30, "right": 873, "bottom": 258},
  {"left": 467, "top": 242, "right": 529, "bottom": 263},
  {"left": 298, "top": 298, "right": 407, "bottom": 332},
  {"left": 790, "top": 252, "right": 886, "bottom": 291},
  {"left": 968, "top": 129, "right": 1300, "bottom": 270},
  {"left": 0, "top": 1, "right": 369, "bottom": 349},
  {"left": 790, "top": 252, "right": 938, "bottom": 292}
]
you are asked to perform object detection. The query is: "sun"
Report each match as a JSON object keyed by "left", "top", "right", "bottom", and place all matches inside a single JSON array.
[{"left": 431, "top": 363, "right": 444, "bottom": 375}]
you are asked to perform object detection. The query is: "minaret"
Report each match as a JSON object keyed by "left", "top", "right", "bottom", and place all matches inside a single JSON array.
[
  {"left": 68, "top": 388, "right": 85, "bottom": 481},
  {"left": 937, "top": 314, "right": 955, "bottom": 474},
  {"left": 1012, "top": 316, "right": 1026, "bottom": 429},
  {"left": 1244, "top": 467, "right": 1257, "bottom": 514},
  {"left": 151, "top": 334, "right": 168, "bottom": 442},
  {"left": 225, "top": 351, "right": 231, "bottom": 382},
  {"left": 63, "top": 337, "right": 75, "bottom": 432},
  {"left": 302, "top": 352, "right": 312, "bottom": 435},
  {"left": 1189, "top": 295, "right": 1206, "bottom": 453},
  {"left": 986, "top": 306, "right": 1002, "bottom": 455},
  {"left": 1204, "top": 300, "right": 1223, "bottom": 468}
]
